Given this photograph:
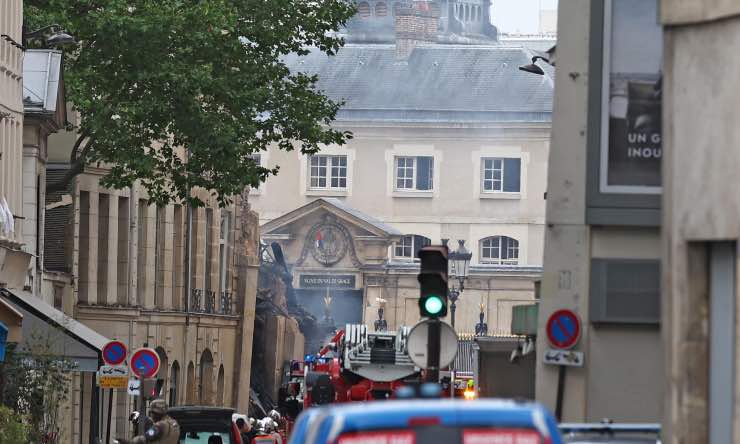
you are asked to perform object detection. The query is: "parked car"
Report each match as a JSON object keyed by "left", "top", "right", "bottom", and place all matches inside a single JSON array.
[
  {"left": 560, "top": 422, "right": 661, "bottom": 443},
  {"left": 168, "top": 406, "right": 243, "bottom": 444},
  {"left": 288, "top": 399, "right": 563, "bottom": 444}
]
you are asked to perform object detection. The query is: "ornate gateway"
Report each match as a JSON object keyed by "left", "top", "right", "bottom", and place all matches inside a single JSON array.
[
  {"left": 310, "top": 222, "right": 347, "bottom": 266},
  {"left": 296, "top": 214, "right": 362, "bottom": 268}
]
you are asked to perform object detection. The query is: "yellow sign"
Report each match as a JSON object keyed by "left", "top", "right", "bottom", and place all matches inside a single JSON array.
[{"left": 99, "top": 376, "right": 128, "bottom": 389}]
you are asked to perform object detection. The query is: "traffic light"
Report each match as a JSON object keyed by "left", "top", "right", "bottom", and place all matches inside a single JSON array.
[
  {"left": 141, "top": 378, "right": 163, "bottom": 400},
  {"left": 418, "top": 245, "right": 448, "bottom": 318}
]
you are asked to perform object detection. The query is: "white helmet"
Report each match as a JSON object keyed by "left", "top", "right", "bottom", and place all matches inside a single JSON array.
[{"left": 268, "top": 410, "right": 281, "bottom": 422}]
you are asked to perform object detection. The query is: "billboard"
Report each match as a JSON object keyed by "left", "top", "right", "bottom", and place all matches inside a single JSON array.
[{"left": 600, "top": 0, "right": 663, "bottom": 194}]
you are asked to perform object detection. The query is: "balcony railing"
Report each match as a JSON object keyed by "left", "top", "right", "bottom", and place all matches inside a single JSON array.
[{"left": 186, "top": 288, "right": 237, "bottom": 315}]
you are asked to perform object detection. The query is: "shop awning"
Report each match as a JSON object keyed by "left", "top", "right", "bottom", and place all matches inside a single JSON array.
[{"left": 0, "top": 288, "right": 110, "bottom": 371}]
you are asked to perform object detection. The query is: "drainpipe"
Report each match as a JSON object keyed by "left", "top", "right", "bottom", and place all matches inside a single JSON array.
[{"left": 183, "top": 149, "right": 193, "bottom": 402}]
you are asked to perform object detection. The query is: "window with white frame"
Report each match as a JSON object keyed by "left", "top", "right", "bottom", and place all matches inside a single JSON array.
[
  {"left": 395, "top": 156, "right": 433, "bottom": 191},
  {"left": 482, "top": 158, "right": 521, "bottom": 193},
  {"left": 309, "top": 155, "right": 347, "bottom": 189},
  {"left": 394, "top": 235, "right": 432, "bottom": 259},
  {"left": 480, "top": 236, "right": 519, "bottom": 265}
]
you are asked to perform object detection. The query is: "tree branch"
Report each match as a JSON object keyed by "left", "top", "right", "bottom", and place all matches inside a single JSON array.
[
  {"left": 47, "top": 140, "right": 93, "bottom": 194},
  {"left": 70, "top": 130, "right": 90, "bottom": 163}
]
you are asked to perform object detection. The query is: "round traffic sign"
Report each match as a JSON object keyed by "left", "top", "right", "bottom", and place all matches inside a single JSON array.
[
  {"left": 407, "top": 319, "right": 458, "bottom": 369},
  {"left": 546, "top": 309, "right": 581, "bottom": 350},
  {"left": 129, "top": 348, "right": 161, "bottom": 379},
  {"left": 102, "top": 340, "right": 128, "bottom": 366}
]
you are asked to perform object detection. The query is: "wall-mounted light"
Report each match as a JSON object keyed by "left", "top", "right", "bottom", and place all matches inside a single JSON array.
[{"left": 23, "top": 24, "right": 76, "bottom": 50}]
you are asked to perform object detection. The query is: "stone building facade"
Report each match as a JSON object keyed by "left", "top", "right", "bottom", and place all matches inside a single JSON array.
[
  {"left": 660, "top": 1, "right": 740, "bottom": 442},
  {"left": 0, "top": 0, "right": 30, "bottom": 287},
  {"left": 251, "top": 0, "right": 552, "bottom": 349},
  {"left": 536, "top": 0, "right": 663, "bottom": 423},
  {"left": 41, "top": 144, "right": 261, "bottom": 440}
]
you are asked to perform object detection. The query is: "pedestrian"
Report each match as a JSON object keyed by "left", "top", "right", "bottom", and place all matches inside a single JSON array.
[
  {"left": 129, "top": 411, "right": 153, "bottom": 437},
  {"left": 116, "top": 399, "right": 180, "bottom": 444}
]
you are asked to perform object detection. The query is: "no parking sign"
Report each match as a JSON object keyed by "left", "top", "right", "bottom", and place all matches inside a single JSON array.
[
  {"left": 545, "top": 309, "right": 581, "bottom": 350},
  {"left": 102, "top": 340, "right": 127, "bottom": 366},
  {"left": 129, "top": 348, "right": 160, "bottom": 379}
]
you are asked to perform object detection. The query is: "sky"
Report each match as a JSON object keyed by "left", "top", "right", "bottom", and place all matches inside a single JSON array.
[{"left": 490, "top": 0, "right": 558, "bottom": 34}]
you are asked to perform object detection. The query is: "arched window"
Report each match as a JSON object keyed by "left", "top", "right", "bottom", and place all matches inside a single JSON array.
[
  {"left": 394, "top": 235, "right": 431, "bottom": 259},
  {"left": 155, "top": 347, "right": 168, "bottom": 398},
  {"left": 169, "top": 361, "right": 180, "bottom": 406},
  {"left": 480, "top": 236, "right": 519, "bottom": 265},
  {"left": 216, "top": 365, "right": 225, "bottom": 406},
  {"left": 375, "top": 2, "right": 388, "bottom": 17},
  {"left": 199, "top": 349, "right": 215, "bottom": 405},
  {"left": 358, "top": 2, "right": 371, "bottom": 18},
  {"left": 186, "top": 362, "right": 196, "bottom": 404},
  {"left": 465, "top": 4, "right": 470, "bottom": 21}
]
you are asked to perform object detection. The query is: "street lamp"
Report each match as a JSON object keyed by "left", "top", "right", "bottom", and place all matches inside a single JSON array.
[
  {"left": 447, "top": 239, "right": 472, "bottom": 330},
  {"left": 374, "top": 297, "right": 388, "bottom": 332},
  {"left": 518, "top": 55, "right": 548, "bottom": 75},
  {"left": 23, "top": 24, "right": 76, "bottom": 49}
]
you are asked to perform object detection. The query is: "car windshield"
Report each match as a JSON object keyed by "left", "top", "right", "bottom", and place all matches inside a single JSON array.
[
  {"left": 335, "top": 426, "right": 546, "bottom": 444},
  {"left": 181, "top": 431, "right": 232, "bottom": 444}
]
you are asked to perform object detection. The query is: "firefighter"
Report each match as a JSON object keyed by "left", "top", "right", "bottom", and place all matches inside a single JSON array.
[
  {"left": 116, "top": 399, "right": 180, "bottom": 444},
  {"left": 251, "top": 418, "right": 278, "bottom": 444},
  {"left": 267, "top": 410, "right": 286, "bottom": 443}
]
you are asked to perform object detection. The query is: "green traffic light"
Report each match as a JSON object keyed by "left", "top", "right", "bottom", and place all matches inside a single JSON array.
[{"left": 424, "top": 296, "right": 444, "bottom": 315}]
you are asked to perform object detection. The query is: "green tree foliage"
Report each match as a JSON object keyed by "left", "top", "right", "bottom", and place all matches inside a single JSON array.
[
  {"left": 0, "top": 405, "right": 30, "bottom": 444},
  {"left": 25, "top": 0, "right": 356, "bottom": 206},
  {"left": 0, "top": 331, "right": 75, "bottom": 444}
]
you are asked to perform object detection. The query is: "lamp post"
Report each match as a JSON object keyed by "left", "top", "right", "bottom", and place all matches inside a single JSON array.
[
  {"left": 446, "top": 239, "right": 472, "bottom": 330},
  {"left": 374, "top": 297, "right": 388, "bottom": 332},
  {"left": 22, "top": 24, "right": 75, "bottom": 49}
]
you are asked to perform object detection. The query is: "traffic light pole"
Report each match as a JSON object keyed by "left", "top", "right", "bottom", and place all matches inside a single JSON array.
[{"left": 426, "top": 318, "right": 441, "bottom": 383}]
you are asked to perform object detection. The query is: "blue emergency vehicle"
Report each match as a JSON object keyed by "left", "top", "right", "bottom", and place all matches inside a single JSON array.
[{"left": 288, "top": 399, "right": 562, "bottom": 444}]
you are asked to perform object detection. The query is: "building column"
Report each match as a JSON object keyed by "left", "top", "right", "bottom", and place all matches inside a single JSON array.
[
  {"left": 79, "top": 191, "right": 99, "bottom": 304},
  {"left": 144, "top": 204, "right": 156, "bottom": 308},
  {"left": 163, "top": 205, "right": 175, "bottom": 309},
  {"left": 105, "top": 195, "right": 119, "bottom": 305}
]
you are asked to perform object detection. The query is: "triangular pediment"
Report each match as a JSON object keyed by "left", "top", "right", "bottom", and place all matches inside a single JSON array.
[{"left": 261, "top": 198, "right": 401, "bottom": 240}]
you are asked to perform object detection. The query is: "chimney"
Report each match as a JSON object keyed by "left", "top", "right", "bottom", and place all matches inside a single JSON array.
[{"left": 395, "top": 1, "right": 440, "bottom": 60}]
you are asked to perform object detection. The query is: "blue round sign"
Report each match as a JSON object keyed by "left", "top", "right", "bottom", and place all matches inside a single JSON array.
[
  {"left": 102, "top": 340, "right": 127, "bottom": 366},
  {"left": 130, "top": 347, "right": 160, "bottom": 378},
  {"left": 546, "top": 309, "right": 581, "bottom": 350}
]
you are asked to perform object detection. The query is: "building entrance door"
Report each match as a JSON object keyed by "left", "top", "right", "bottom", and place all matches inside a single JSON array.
[{"left": 294, "top": 288, "right": 363, "bottom": 330}]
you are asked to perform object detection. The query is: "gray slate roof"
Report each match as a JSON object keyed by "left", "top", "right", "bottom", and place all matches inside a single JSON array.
[
  {"left": 321, "top": 198, "right": 402, "bottom": 236},
  {"left": 284, "top": 43, "right": 553, "bottom": 123}
]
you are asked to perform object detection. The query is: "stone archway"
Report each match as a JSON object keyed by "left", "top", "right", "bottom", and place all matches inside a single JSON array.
[
  {"left": 186, "top": 362, "right": 196, "bottom": 404},
  {"left": 216, "top": 365, "right": 225, "bottom": 406},
  {"left": 170, "top": 361, "right": 180, "bottom": 406},
  {"left": 155, "top": 347, "right": 168, "bottom": 399},
  {"left": 199, "top": 349, "right": 215, "bottom": 405}
]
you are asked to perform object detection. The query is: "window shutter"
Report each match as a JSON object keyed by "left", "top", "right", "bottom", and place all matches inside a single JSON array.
[
  {"left": 416, "top": 156, "right": 433, "bottom": 190},
  {"left": 590, "top": 259, "right": 660, "bottom": 323},
  {"left": 503, "top": 158, "right": 521, "bottom": 192}
]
